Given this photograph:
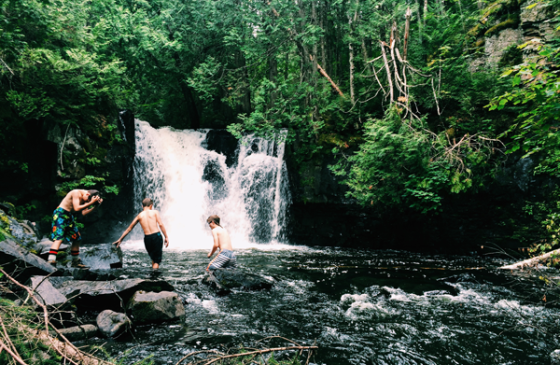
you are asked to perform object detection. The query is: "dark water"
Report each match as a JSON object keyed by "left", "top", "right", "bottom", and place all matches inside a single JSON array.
[{"left": 98, "top": 246, "right": 560, "bottom": 365}]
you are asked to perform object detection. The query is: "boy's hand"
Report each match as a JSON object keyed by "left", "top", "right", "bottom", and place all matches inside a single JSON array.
[
  {"left": 113, "top": 239, "right": 121, "bottom": 248},
  {"left": 207, "top": 253, "right": 212, "bottom": 258},
  {"left": 164, "top": 237, "right": 169, "bottom": 248}
]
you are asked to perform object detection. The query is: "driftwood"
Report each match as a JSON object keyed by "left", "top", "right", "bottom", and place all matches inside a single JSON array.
[{"left": 499, "top": 248, "right": 560, "bottom": 270}]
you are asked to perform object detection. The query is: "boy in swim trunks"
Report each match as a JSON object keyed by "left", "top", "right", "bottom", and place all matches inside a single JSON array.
[
  {"left": 206, "top": 215, "right": 237, "bottom": 271},
  {"left": 113, "top": 198, "right": 169, "bottom": 269},
  {"left": 48, "top": 189, "right": 103, "bottom": 268}
]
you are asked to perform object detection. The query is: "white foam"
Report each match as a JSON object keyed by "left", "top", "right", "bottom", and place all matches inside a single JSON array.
[{"left": 129, "top": 121, "right": 291, "bottom": 250}]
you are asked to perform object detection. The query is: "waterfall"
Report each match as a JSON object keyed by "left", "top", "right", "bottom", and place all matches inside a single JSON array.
[{"left": 128, "top": 120, "right": 291, "bottom": 250}]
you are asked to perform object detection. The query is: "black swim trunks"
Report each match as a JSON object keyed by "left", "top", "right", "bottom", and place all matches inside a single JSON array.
[{"left": 144, "top": 232, "right": 163, "bottom": 264}]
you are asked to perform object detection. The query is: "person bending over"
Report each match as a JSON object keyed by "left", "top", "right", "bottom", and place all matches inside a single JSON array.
[
  {"left": 206, "top": 215, "right": 237, "bottom": 271},
  {"left": 114, "top": 198, "right": 169, "bottom": 269},
  {"left": 48, "top": 189, "right": 103, "bottom": 268}
]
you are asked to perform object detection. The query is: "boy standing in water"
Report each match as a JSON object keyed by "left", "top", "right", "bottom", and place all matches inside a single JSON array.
[
  {"left": 48, "top": 189, "right": 103, "bottom": 268},
  {"left": 206, "top": 215, "right": 237, "bottom": 271},
  {"left": 114, "top": 198, "right": 169, "bottom": 269}
]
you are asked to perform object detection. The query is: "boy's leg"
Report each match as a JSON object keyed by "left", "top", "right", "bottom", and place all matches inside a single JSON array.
[
  {"left": 47, "top": 239, "right": 63, "bottom": 264},
  {"left": 49, "top": 208, "right": 68, "bottom": 264},
  {"left": 152, "top": 262, "right": 159, "bottom": 269}
]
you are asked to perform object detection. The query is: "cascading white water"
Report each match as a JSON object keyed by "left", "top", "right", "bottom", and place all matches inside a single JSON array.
[{"left": 126, "top": 120, "right": 291, "bottom": 250}]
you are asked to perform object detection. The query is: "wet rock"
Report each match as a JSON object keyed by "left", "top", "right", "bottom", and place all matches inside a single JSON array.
[
  {"left": 0, "top": 238, "right": 57, "bottom": 282},
  {"left": 28, "top": 275, "right": 68, "bottom": 308},
  {"left": 55, "top": 279, "right": 174, "bottom": 310},
  {"left": 127, "top": 291, "right": 185, "bottom": 324},
  {"left": 53, "top": 324, "right": 98, "bottom": 342},
  {"left": 551, "top": 349, "right": 560, "bottom": 365},
  {"left": 96, "top": 310, "right": 131, "bottom": 338},
  {"left": 78, "top": 243, "right": 123, "bottom": 269},
  {"left": 207, "top": 269, "right": 274, "bottom": 292},
  {"left": 37, "top": 237, "right": 69, "bottom": 260},
  {"left": 57, "top": 268, "right": 121, "bottom": 281}
]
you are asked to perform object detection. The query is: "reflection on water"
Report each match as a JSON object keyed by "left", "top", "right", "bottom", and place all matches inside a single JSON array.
[{"left": 99, "top": 247, "right": 560, "bottom": 365}]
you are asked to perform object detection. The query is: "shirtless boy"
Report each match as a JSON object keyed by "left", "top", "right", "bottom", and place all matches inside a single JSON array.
[
  {"left": 113, "top": 198, "right": 169, "bottom": 269},
  {"left": 48, "top": 189, "right": 103, "bottom": 268},
  {"left": 206, "top": 215, "right": 237, "bottom": 271}
]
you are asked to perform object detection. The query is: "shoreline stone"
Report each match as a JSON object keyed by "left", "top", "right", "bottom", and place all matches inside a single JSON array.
[
  {"left": 127, "top": 291, "right": 185, "bottom": 324},
  {"left": 97, "top": 310, "right": 131, "bottom": 338}
]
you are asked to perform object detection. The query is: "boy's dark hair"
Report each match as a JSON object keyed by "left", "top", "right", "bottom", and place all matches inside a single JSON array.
[
  {"left": 87, "top": 190, "right": 100, "bottom": 201},
  {"left": 142, "top": 198, "right": 153, "bottom": 207},
  {"left": 207, "top": 215, "right": 220, "bottom": 226}
]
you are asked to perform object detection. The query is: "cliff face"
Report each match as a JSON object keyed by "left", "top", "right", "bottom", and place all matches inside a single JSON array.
[{"left": 470, "top": 0, "right": 560, "bottom": 71}]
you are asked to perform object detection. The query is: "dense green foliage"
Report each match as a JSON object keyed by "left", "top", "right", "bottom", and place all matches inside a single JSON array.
[{"left": 1, "top": 0, "right": 560, "bottom": 248}]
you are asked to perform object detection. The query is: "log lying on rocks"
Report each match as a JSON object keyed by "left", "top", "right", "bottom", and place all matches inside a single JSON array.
[
  {"left": 499, "top": 248, "right": 560, "bottom": 270},
  {"left": 51, "top": 324, "right": 99, "bottom": 342}
]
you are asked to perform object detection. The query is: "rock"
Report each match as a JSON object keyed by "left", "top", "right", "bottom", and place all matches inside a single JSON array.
[
  {"left": 96, "top": 310, "right": 131, "bottom": 338},
  {"left": 57, "top": 268, "right": 121, "bottom": 281},
  {"left": 53, "top": 324, "right": 98, "bottom": 342},
  {"left": 207, "top": 269, "right": 274, "bottom": 292},
  {"left": 28, "top": 275, "right": 68, "bottom": 308},
  {"left": 55, "top": 279, "right": 174, "bottom": 310},
  {"left": 485, "top": 28, "right": 523, "bottom": 68},
  {"left": 520, "top": 0, "right": 551, "bottom": 25},
  {"left": 0, "top": 238, "right": 58, "bottom": 282},
  {"left": 127, "top": 291, "right": 185, "bottom": 324},
  {"left": 37, "top": 237, "right": 69, "bottom": 259},
  {"left": 551, "top": 349, "right": 560, "bottom": 365},
  {"left": 78, "top": 243, "right": 123, "bottom": 269}
]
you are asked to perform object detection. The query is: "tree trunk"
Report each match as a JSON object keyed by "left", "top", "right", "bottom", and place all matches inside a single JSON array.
[
  {"left": 415, "top": 0, "right": 422, "bottom": 43},
  {"left": 348, "top": 12, "right": 356, "bottom": 105},
  {"left": 424, "top": 0, "right": 428, "bottom": 26}
]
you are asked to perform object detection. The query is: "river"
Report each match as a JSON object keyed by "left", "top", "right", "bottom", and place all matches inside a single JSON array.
[
  {"left": 94, "top": 245, "right": 558, "bottom": 365},
  {"left": 96, "top": 121, "right": 560, "bottom": 364}
]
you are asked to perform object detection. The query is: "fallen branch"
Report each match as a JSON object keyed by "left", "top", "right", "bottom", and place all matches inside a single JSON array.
[
  {"left": 204, "top": 346, "right": 318, "bottom": 365},
  {"left": 500, "top": 248, "right": 560, "bottom": 270}
]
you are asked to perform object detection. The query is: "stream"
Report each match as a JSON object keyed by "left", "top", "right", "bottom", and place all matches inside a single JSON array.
[
  {"left": 91, "top": 121, "right": 560, "bottom": 364},
  {"left": 96, "top": 245, "right": 560, "bottom": 365}
]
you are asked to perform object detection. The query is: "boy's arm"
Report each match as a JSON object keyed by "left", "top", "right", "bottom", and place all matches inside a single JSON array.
[
  {"left": 206, "top": 230, "right": 220, "bottom": 271},
  {"left": 73, "top": 193, "right": 99, "bottom": 212},
  {"left": 207, "top": 230, "right": 220, "bottom": 258},
  {"left": 155, "top": 211, "right": 169, "bottom": 247},
  {"left": 113, "top": 216, "right": 139, "bottom": 247},
  {"left": 82, "top": 198, "right": 103, "bottom": 216}
]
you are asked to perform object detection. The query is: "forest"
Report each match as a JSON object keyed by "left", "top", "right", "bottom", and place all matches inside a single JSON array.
[{"left": 1, "top": 0, "right": 560, "bottom": 252}]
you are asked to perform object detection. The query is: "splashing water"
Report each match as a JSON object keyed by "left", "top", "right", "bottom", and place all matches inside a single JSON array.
[{"left": 125, "top": 120, "right": 291, "bottom": 250}]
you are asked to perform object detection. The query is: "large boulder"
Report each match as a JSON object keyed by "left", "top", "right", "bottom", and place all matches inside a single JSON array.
[
  {"left": 53, "top": 324, "right": 98, "bottom": 342},
  {"left": 207, "top": 269, "right": 274, "bottom": 292},
  {"left": 127, "top": 291, "right": 185, "bottom": 324},
  {"left": 78, "top": 243, "right": 123, "bottom": 269},
  {"left": 54, "top": 279, "right": 174, "bottom": 310},
  {"left": 96, "top": 310, "right": 131, "bottom": 338},
  {"left": 28, "top": 275, "right": 68, "bottom": 308},
  {"left": 0, "top": 238, "right": 57, "bottom": 282}
]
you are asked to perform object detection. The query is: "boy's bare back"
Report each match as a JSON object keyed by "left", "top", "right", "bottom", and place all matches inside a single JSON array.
[
  {"left": 138, "top": 210, "right": 162, "bottom": 235},
  {"left": 212, "top": 226, "right": 233, "bottom": 251}
]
